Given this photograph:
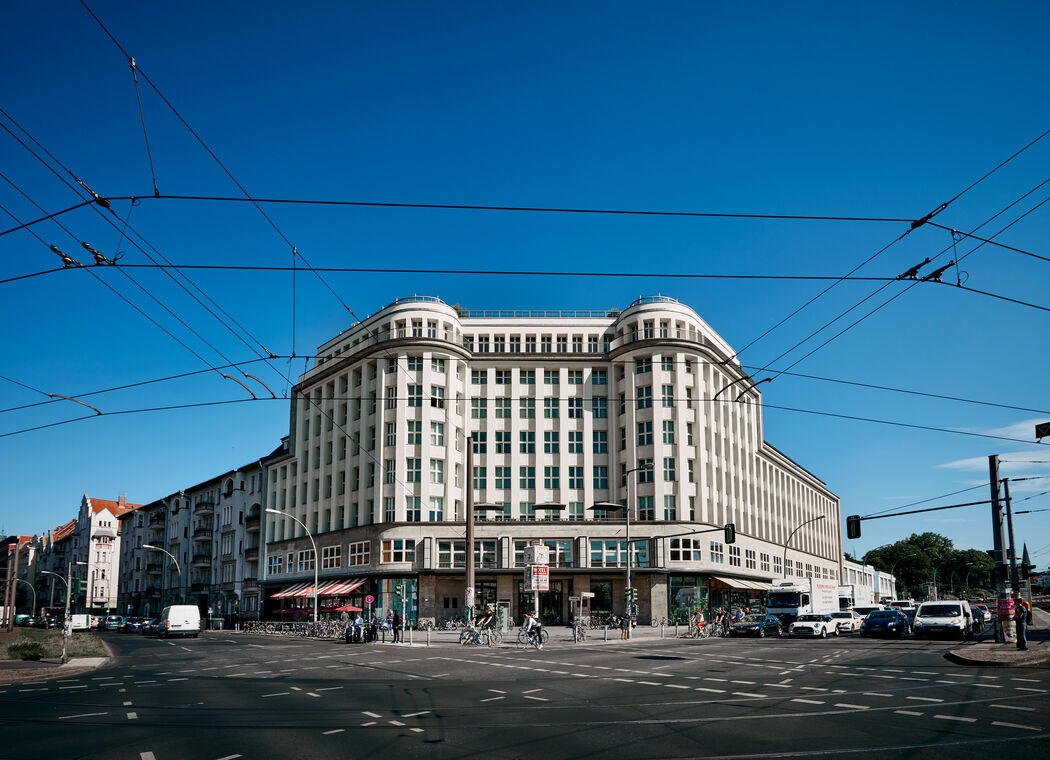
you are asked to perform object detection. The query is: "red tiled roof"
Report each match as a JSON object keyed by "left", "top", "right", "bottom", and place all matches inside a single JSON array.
[
  {"left": 86, "top": 496, "right": 142, "bottom": 517},
  {"left": 52, "top": 519, "right": 76, "bottom": 541}
]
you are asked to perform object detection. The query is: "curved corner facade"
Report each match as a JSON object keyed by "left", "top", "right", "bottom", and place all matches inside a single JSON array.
[{"left": 263, "top": 295, "right": 841, "bottom": 624}]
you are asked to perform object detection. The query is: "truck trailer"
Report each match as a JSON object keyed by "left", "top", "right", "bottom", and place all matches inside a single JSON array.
[{"left": 767, "top": 578, "right": 840, "bottom": 624}]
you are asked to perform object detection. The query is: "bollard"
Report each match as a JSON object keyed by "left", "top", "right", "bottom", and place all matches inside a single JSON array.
[
  {"left": 409, "top": 626, "right": 414, "bottom": 646},
  {"left": 661, "top": 623, "right": 664, "bottom": 639},
  {"left": 675, "top": 623, "right": 679, "bottom": 638},
  {"left": 604, "top": 625, "right": 608, "bottom": 642},
  {"left": 381, "top": 626, "right": 386, "bottom": 644},
  {"left": 427, "top": 627, "right": 430, "bottom": 647}
]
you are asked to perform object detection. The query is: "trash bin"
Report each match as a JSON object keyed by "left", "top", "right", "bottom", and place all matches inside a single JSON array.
[{"left": 210, "top": 618, "right": 224, "bottom": 631}]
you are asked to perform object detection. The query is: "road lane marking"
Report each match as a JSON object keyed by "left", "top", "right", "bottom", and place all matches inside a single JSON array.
[
  {"left": 18, "top": 688, "right": 47, "bottom": 693},
  {"left": 521, "top": 689, "right": 543, "bottom": 694},
  {"left": 1015, "top": 687, "right": 1046, "bottom": 693},
  {"left": 764, "top": 684, "right": 792, "bottom": 688},
  {"left": 934, "top": 715, "right": 977, "bottom": 723},
  {"left": 835, "top": 704, "right": 869, "bottom": 710},
  {"left": 488, "top": 689, "right": 506, "bottom": 694},
  {"left": 123, "top": 701, "right": 133, "bottom": 706},
  {"left": 1011, "top": 678, "right": 1040, "bottom": 683},
  {"left": 216, "top": 755, "right": 243, "bottom": 760},
  {"left": 307, "top": 692, "right": 321, "bottom": 697},
  {"left": 695, "top": 688, "right": 724, "bottom": 693},
  {"left": 361, "top": 721, "right": 376, "bottom": 726},
  {"left": 140, "top": 753, "right": 157, "bottom": 760},
  {"left": 316, "top": 687, "right": 343, "bottom": 692},
  {"left": 402, "top": 711, "right": 430, "bottom": 717},
  {"left": 638, "top": 681, "right": 660, "bottom": 686},
  {"left": 666, "top": 684, "right": 689, "bottom": 689},
  {"left": 127, "top": 712, "right": 138, "bottom": 720},
  {"left": 362, "top": 711, "right": 382, "bottom": 718},
  {"left": 410, "top": 728, "right": 424, "bottom": 733},
  {"left": 733, "top": 692, "right": 767, "bottom": 698},
  {"left": 261, "top": 692, "right": 289, "bottom": 698},
  {"left": 290, "top": 686, "right": 302, "bottom": 691},
  {"left": 323, "top": 729, "right": 345, "bottom": 735},
  {"left": 481, "top": 696, "right": 504, "bottom": 702},
  {"left": 60, "top": 712, "right": 108, "bottom": 720},
  {"left": 863, "top": 693, "right": 893, "bottom": 697},
  {"left": 972, "top": 683, "right": 1003, "bottom": 689},
  {"left": 992, "top": 721, "right": 1041, "bottom": 731},
  {"left": 895, "top": 710, "right": 923, "bottom": 716},
  {"left": 731, "top": 680, "right": 756, "bottom": 685},
  {"left": 990, "top": 704, "right": 1036, "bottom": 712},
  {"left": 907, "top": 696, "right": 942, "bottom": 702},
  {"left": 524, "top": 696, "right": 549, "bottom": 701},
  {"left": 792, "top": 698, "right": 824, "bottom": 705}
]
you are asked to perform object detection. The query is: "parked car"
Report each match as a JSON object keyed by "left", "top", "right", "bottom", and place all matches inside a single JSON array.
[
  {"left": 859, "top": 609, "right": 911, "bottom": 637},
  {"left": 730, "top": 614, "right": 783, "bottom": 637},
  {"left": 830, "top": 611, "right": 862, "bottom": 633},
  {"left": 123, "top": 617, "right": 145, "bottom": 632},
  {"left": 104, "top": 615, "right": 125, "bottom": 631},
  {"left": 789, "top": 614, "right": 838, "bottom": 638},
  {"left": 36, "top": 616, "right": 61, "bottom": 629},
  {"left": 141, "top": 618, "right": 159, "bottom": 636},
  {"left": 158, "top": 605, "right": 201, "bottom": 638},
  {"left": 971, "top": 604, "right": 992, "bottom": 624},
  {"left": 913, "top": 601, "right": 975, "bottom": 640}
]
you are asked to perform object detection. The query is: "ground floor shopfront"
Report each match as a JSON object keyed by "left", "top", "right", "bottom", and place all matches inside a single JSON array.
[{"left": 262, "top": 570, "right": 773, "bottom": 626}]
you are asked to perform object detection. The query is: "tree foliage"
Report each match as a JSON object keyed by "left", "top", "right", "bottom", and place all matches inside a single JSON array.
[{"left": 862, "top": 533, "right": 994, "bottom": 598}]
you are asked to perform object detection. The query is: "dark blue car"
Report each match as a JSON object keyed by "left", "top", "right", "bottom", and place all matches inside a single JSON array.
[{"left": 859, "top": 609, "right": 911, "bottom": 637}]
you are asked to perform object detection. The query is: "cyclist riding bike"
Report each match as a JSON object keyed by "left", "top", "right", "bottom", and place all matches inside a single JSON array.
[
  {"left": 691, "top": 609, "right": 706, "bottom": 638},
  {"left": 522, "top": 612, "right": 544, "bottom": 650},
  {"left": 477, "top": 607, "right": 498, "bottom": 631}
]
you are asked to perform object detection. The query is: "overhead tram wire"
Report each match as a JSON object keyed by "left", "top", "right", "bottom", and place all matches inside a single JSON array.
[
  {"left": 0, "top": 111, "right": 279, "bottom": 368},
  {"left": 78, "top": 1, "right": 359, "bottom": 325},
  {"left": 926, "top": 222, "right": 1050, "bottom": 264},
  {"left": 724, "top": 127, "right": 1050, "bottom": 365},
  {"left": 0, "top": 373, "right": 51, "bottom": 399},
  {"left": 750, "top": 176, "right": 1050, "bottom": 382},
  {"left": 863, "top": 483, "right": 988, "bottom": 519},
  {"left": 0, "top": 199, "right": 96, "bottom": 237}
]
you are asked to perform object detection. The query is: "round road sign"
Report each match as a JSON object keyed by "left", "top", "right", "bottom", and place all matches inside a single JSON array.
[{"left": 365, "top": 595, "right": 375, "bottom": 604}]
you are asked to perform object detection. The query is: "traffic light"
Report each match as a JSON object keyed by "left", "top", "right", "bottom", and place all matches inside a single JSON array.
[
  {"left": 846, "top": 515, "right": 861, "bottom": 540},
  {"left": 724, "top": 523, "right": 736, "bottom": 544},
  {"left": 71, "top": 578, "right": 82, "bottom": 597},
  {"left": 624, "top": 587, "right": 637, "bottom": 603}
]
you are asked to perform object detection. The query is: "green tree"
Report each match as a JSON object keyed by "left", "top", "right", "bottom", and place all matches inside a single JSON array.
[{"left": 863, "top": 532, "right": 958, "bottom": 598}]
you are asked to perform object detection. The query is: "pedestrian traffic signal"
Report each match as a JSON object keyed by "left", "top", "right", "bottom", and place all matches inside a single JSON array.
[
  {"left": 393, "top": 584, "right": 405, "bottom": 596},
  {"left": 846, "top": 515, "right": 861, "bottom": 540},
  {"left": 624, "top": 587, "right": 637, "bottom": 602},
  {"left": 724, "top": 523, "right": 736, "bottom": 544}
]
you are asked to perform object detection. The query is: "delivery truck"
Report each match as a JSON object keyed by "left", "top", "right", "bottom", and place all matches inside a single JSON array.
[{"left": 767, "top": 578, "right": 839, "bottom": 624}]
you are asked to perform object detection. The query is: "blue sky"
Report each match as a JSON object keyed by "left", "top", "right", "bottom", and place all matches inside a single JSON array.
[{"left": 2, "top": 2, "right": 1048, "bottom": 568}]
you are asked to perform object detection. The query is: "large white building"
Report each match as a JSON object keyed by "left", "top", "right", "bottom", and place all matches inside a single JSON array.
[
  {"left": 263, "top": 296, "right": 842, "bottom": 624},
  {"left": 73, "top": 495, "right": 140, "bottom": 614}
]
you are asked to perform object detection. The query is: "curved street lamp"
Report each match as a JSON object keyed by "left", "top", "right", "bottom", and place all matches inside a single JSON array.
[
  {"left": 782, "top": 515, "right": 827, "bottom": 577},
  {"left": 143, "top": 544, "right": 183, "bottom": 605},
  {"left": 267, "top": 509, "right": 318, "bottom": 624},
  {"left": 16, "top": 579, "right": 36, "bottom": 619}
]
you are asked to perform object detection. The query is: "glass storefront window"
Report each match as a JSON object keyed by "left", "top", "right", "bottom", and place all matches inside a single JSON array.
[{"left": 669, "top": 575, "right": 708, "bottom": 622}]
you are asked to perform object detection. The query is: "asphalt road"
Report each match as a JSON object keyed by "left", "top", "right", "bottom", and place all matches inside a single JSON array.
[{"left": 1, "top": 629, "right": 1047, "bottom": 760}]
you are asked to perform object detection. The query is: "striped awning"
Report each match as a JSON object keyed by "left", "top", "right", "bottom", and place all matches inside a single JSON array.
[
  {"left": 271, "top": 581, "right": 311, "bottom": 599},
  {"left": 711, "top": 575, "right": 772, "bottom": 592},
  {"left": 313, "top": 578, "right": 367, "bottom": 596}
]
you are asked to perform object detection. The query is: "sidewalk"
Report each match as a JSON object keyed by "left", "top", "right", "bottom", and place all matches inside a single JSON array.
[{"left": 945, "top": 607, "right": 1049, "bottom": 668}]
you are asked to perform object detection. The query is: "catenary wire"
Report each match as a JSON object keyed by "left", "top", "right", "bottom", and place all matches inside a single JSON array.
[{"left": 862, "top": 484, "right": 988, "bottom": 518}]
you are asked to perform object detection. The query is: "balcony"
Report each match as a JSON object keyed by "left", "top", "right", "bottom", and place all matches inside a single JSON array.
[
  {"left": 245, "top": 515, "right": 261, "bottom": 532},
  {"left": 190, "top": 582, "right": 209, "bottom": 593},
  {"left": 191, "top": 554, "right": 211, "bottom": 567},
  {"left": 192, "top": 528, "right": 213, "bottom": 540},
  {"left": 148, "top": 513, "right": 166, "bottom": 526},
  {"left": 93, "top": 524, "right": 117, "bottom": 539},
  {"left": 243, "top": 578, "right": 258, "bottom": 591},
  {"left": 244, "top": 547, "right": 259, "bottom": 561},
  {"left": 146, "top": 563, "right": 162, "bottom": 574},
  {"left": 194, "top": 501, "right": 215, "bottom": 515},
  {"left": 221, "top": 581, "right": 236, "bottom": 592}
]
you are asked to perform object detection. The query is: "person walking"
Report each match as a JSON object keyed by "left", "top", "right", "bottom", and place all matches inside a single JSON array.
[
  {"left": 1015, "top": 598, "right": 1030, "bottom": 651},
  {"left": 620, "top": 611, "right": 631, "bottom": 640},
  {"left": 392, "top": 609, "right": 402, "bottom": 644}
]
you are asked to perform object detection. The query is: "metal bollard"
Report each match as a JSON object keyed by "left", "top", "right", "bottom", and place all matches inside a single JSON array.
[
  {"left": 604, "top": 625, "right": 608, "bottom": 642},
  {"left": 661, "top": 623, "right": 665, "bottom": 639},
  {"left": 409, "top": 626, "right": 413, "bottom": 646},
  {"left": 675, "top": 623, "right": 679, "bottom": 638},
  {"left": 426, "top": 627, "right": 430, "bottom": 647}
]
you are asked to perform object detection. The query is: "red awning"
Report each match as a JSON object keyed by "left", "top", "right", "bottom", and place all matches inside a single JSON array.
[
  {"left": 271, "top": 582, "right": 311, "bottom": 599},
  {"left": 313, "top": 578, "right": 367, "bottom": 597}
]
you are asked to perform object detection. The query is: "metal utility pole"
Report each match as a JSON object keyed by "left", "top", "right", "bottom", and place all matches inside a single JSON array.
[
  {"left": 4, "top": 541, "right": 22, "bottom": 632},
  {"left": 61, "top": 561, "right": 74, "bottom": 665},
  {"left": 465, "top": 436, "right": 475, "bottom": 627},
  {"left": 988, "top": 456, "right": 1008, "bottom": 589},
  {"left": 1003, "top": 479, "right": 1020, "bottom": 594}
]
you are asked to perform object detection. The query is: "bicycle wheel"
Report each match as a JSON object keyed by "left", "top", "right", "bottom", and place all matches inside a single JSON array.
[
  {"left": 539, "top": 629, "right": 549, "bottom": 644},
  {"left": 490, "top": 630, "right": 503, "bottom": 645}
]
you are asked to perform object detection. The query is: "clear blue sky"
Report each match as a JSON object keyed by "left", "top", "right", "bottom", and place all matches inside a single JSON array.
[{"left": 2, "top": 2, "right": 1048, "bottom": 568}]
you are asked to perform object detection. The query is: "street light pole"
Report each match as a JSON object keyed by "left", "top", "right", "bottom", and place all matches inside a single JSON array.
[
  {"left": 143, "top": 544, "right": 182, "bottom": 605},
  {"left": 782, "top": 515, "right": 826, "bottom": 578},
  {"left": 266, "top": 509, "right": 318, "bottom": 624},
  {"left": 15, "top": 579, "right": 36, "bottom": 619},
  {"left": 59, "top": 560, "right": 86, "bottom": 665}
]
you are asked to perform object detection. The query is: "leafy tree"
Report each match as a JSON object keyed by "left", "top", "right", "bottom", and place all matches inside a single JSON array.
[{"left": 862, "top": 532, "right": 980, "bottom": 598}]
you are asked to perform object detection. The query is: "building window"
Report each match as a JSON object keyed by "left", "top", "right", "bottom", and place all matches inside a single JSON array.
[
  {"left": 495, "top": 466, "right": 511, "bottom": 489},
  {"left": 509, "top": 337, "right": 520, "bottom": 352},
  {"left": 519, "top": 369, "right": 535, "bottom": 384},
  {"left": 541, "top": 336, "right": 552, "bottom": 352},
  {"left": 773, "top": 555, "right": 782, "bottom": 575},
  {"left": 635, "top": 358, "right": 652, "bottom": 374},
  {"left": 591, "top": 369, "right": 607, "bottom": 385},
  {"left": 430, "top": 422, "right": 445, "bottom": 446},
  {"left": 544, "top": 466, "right": 560, "bottom": 489},
  {"left": 267, "top": 555, "right": 284, "bottom": 575},
  {"left": 525, "top": 337, "right": 536, "bottom": 354},
  {"left": 661, "top": 356, "right": 674, "bottom": 372},
  {"left": 519, "top": 431, "right": 535, "bottom": 453},
  {"left": 520, "top": 397, "right": 535, "bottom": 418},
  {"left": 568, "top": 501, "right": 584, "bottom": 521},
  {"left": 543, "top": 397, "right": 559, "bottom": 418},
  {"left": 407, "top": 420, "right": 422, "bottom": 445},
  {"left": 591, "top": 396, "right": 607, "bottom": 418},
  {"left": 572, "top": 336, "right": 583, "bottom": 353},
  {"left": 297, "top": 550, "right": 316, "bottom": 572},
  {"left": 519, "top": 502, "right": 535, "bottom": 521},
  {"left": 568, "top": 370, "right": 583, "bottom": 384},
  {"left": 430, "top": 386, "right": 445, "bottom": 408},
  {"left": 385, "top": 422, "right": 396, "bottom": 446},
  {"left": 593, "top": 466, "right": 608, "bottom": 490},
  {"left": 568, "top": 431, "right": 583, "bottom": 453},
  {"left": 321, "top": 545, "right": 341, "bottom": 569},
  {"left": 568, "top": 466, "right": 584, "bottom": 489},
  {"left": 620, "top": 427, "right": 626, "bottom": 451},
  {"left": 589, "top": 539, "right": 649, "bottom": 568},
  {"left": 745, "top": 549, "right": 757, "bottom": 570},
  {"left": 638, "top": 495, "right": 654, "bottom": 521},
  {"left": 491, "top": 397, "right": 509, "bottom": 418},
  {"left": 430, "top": 459, "right": 445, "bottom": 484},
  {"left": 593, "top": 431, "right": 608, "bottom": 453},
  {"left": 406, "top": 497, "right": 421, "bottom": 521},
  {"left": 638, "top": 458, "right": 654, "bottom": 482},
  {"left": 663, "top": 457, "right": 676, "bottom": 481},
  {"left": 729, "top": 545, "right": 742, "bottom": 567},
  {"left": 495, "top": 369, "right": 511, "bottom": 384},
  {"left": 669, "top": 538, "right": 703, "bottom": 562},
  {"left": 384, "top": 460, "right": 395, "bottom": 484},
  {"left": 567, "top": 398, "right": 583, "bottom": 418},
  {"left": 709, "top": 541, "right": 724, "bottom": 564},
  {"left": 407, "top": 357, "right": 423, "bottom": 372},
  {"left": 473, "top": 465, "right": 487, "bottom": 489},
  {"left": 663, "top": 495, "right": 676, "bottom": 520},
  {"left": 494, "top": 337, "right": 505, "bottom": 353},
  {"left": 429, "top": 497, "right": 444, "bottom": 521},
  {"left": 381, "top": 539, "right": 416, "bottom": 563},
  {"left": 514, "top": 539, "right": 573, "bottom": 567},
  {"left": 406, "top": 459, "right": 421, "bottom": 482},
  {"left": 760, "top": 553, "right": 770, "bottom": 572},
  {"left": 384, "top": 497, "right": 395, "bottom": 522},
  {"left": 619, "top": 393, "right": 626, "bottom": 415},
  {"left": 543, "top": 431, "right": 559, "bottom": 454},
  {"left": 437, "top": 540, "right": 466, "bottom": 569},
  {"left": 432, "top": 358, "right": 445, "bottom": 373},
  {"left": 544, "top": 369, "right": 559, "bottom": 385},
  {"left": 408, "top": 385, "right": 423, "bottom": 407},
  {"left": 495, "top": 431, "right": 510, "bottom": 453},
  {"left": 472, "top": 370, "right": 487, "bottom": 384},
  {"left": 471, "top": 398, "right": 487, "bottom": 419},
  {"left": 637, "top": 421, "right": 653, "bottom": 446},
  {"left": 662, "top": 420, "right": 675, "bottom": 444},
  {"left": 662, "top": 384, "right": 674, "bottom": 407},
  {"left": 588, "top": 336, "right": 599, "bottom": 353},
  {"left": 636, "top": 386, "right": 652, "bottom": 409},
  {"left": 556, "top": 336, "right": 567, "bottom": 352},
  {"left": 519, "top": 466, "right": 536, "bottom": 489}
]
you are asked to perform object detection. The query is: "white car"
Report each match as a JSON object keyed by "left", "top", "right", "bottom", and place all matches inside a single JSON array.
[
  {"left": 830, "top": 611, "right": 862, "bottom": 633},
  {"left": 789, "top": 614, "right": 838, "bottom": 638}
]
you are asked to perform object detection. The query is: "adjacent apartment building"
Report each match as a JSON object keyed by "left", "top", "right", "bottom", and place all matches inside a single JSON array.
[
  {"left": 117, "top": 459, "right": 268, "bottom": 624},
  {"left": 263, "top": 295, "right": 842, "bottom": 625}
]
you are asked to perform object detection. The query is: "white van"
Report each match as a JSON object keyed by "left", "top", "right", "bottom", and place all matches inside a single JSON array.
[
  {"left": 913, "top": 600, "right": 974, "bottom": 640},
  {"left": 159, "top": 605, "right": 201, "bottom": 638}
]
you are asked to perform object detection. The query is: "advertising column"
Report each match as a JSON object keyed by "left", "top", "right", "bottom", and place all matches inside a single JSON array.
[{"left": 524, "top": 542, "right": 550, "bottom": 619}]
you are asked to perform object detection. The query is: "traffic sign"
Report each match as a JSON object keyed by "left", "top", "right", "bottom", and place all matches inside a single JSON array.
[
  {"left": 580, "top": 591, "right": 595, "bottom": 598},
  {"left": 364, "top": 595, "right": 374, "bottom": 605},
  {"left": 569, "top": 595, "right": 581, "bottom": 602},
  {"left": 525, "top": 565, "right": 549, "bottom": 591}
]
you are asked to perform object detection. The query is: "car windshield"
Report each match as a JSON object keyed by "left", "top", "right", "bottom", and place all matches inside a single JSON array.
[
  {"left": 919, "top": 604, "right": 961, "bottom": 616},
  {"left": 830, "top": 612, "right": 852, "bottom": 618},
  {"left": 868, "top": 611, "right": 897, "bottom": 619},
  {"left": 738, "top": 616, "right": 764, "bottom": 624},
  {"left": 796, "top": 615, "right": 825, "bottom": 622}
]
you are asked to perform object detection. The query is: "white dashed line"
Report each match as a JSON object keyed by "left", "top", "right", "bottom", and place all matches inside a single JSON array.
[
  {"left": 362, "top": 711, "right": 382, "bottom": 718},
  {"left": 140, "top": 753, "right": 157, "bottom": 760},
  {"left": 361, "top": 721, "right": 376, "bottom": 726},
  {"left": 316, "top": 686, "right": 343, "bottom": 692},
  {"left": 216, "top": 755, "right": 243, "bottom": 760},
  {"left": 907, "top": 696, "right": 942, "bottom": 703},
  {"left": 403, "top": 711, "right": 430, "bottom": 717},
  {"left": 262, "top": 692, "right": 289, "bottom": 698},
  {"left": 934, "top": 715, "right": 977, "bottom": 723},
  {"left": 835, "top": 703, "right": 869, "bottom": 710},
  {"left": 322, "top": 729, "right": 345, "bottom": 735},
  {"left": 481, "top": 696, "right": 504, "bottom": 702},
  {"left": 695, "top": 687, "right": 725, "bottom": 693},
  {"left": 895, "top": 710, "right": 923, "bottom": 716},
  {"left": 1011, "top": 678, "right": 1040, "bottom": 683},
  {"left": 1015, "top": 687, "right": 1046, "bottom": 693},
  {"left": 792, "top": 698, "right": 824, "bottom": 705},
  {"left": 59, "top": 685, "right": 88, "bottom": 690},
  {"left": 862, "top": 692, "right": 893, "bottom": 697},
  {"left": 734, "top": 692, "right": 767, "bottom": 698},
  {"left": 990, "top": 704, "right": 1036, "bottom": 712},
  {"left": 991, "top": 721, "right": 1041, "bottom": 731},
  {"left": 59, "top": 712, "right": 108, "bottom": 720},
  {"left": 524, "top": 695, "right": 549, "bottom": 701},
  {"left": 127, "top": 712, "right": 138, "bottom": 720}
]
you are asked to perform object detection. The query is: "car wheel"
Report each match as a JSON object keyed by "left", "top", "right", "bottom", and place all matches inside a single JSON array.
[
  {"left": 758, "top": 628, "right": 766, "bottom": 638},
  {"left": 776, "top": 626, "right": 782, "bottom": 636},
  {"left": 819, "top": 628, "right": 827, "bottom": 638}
]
